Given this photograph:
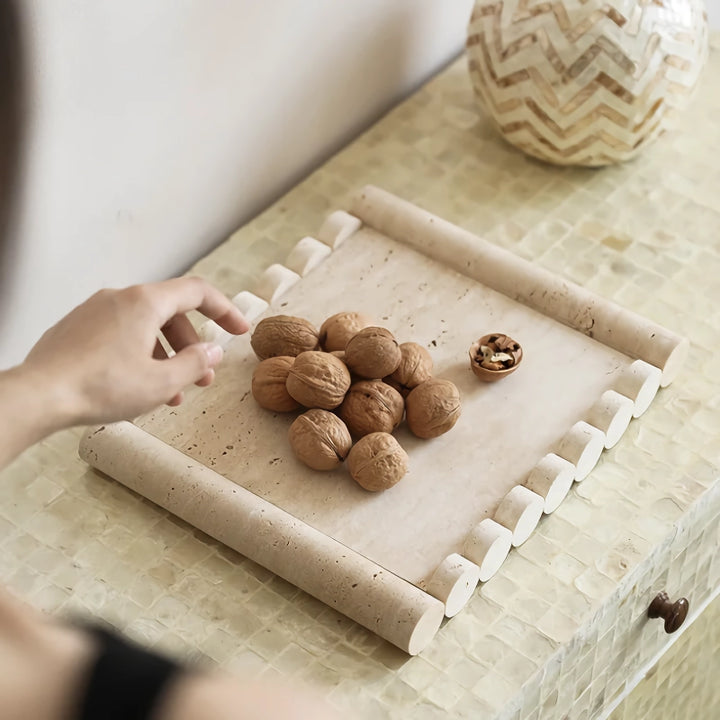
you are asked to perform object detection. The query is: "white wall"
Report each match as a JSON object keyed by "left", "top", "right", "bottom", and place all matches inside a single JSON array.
[
  {"left": 710, "top": 0, "right": 720, "bottom": 30},
  {"left": 3, "top": 1, "right": 717, "bottom": 368},
  {"left": 1, "top": 1, "right": 474, "bottom": 367}
]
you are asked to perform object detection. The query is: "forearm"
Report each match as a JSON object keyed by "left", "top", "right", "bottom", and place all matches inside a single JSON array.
[
  {"left": 1, "top": 278, "right": 247, "bottom": 472},
  {"left": 0, "top": 590, "right": 339, "bottom": 720},
  {"left": 155, "top": 673, "right": 341, "bottom": 720},
  {"left": 0, "top": 364, "right": 75, "bottom": 470},
  {"left": 0, "top": 587, "right": 99, "bottom": 720}
]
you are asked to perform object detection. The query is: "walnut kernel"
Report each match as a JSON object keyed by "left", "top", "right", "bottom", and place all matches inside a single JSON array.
[{"left": 469, "top": 333, "right": 523, "bottom": 382}]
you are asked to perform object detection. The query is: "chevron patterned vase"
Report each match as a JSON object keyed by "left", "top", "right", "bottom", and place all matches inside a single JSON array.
[{"left": 467, "top": 0, "right": 708, "bottom": 166}]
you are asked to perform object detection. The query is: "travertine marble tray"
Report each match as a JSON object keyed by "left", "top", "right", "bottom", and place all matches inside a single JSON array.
[{"left": 79, "top": 186, "right": 685, "bottom": 654}]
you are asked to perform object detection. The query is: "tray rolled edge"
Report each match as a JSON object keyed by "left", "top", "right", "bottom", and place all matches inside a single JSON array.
[
  {"left": 78, "top": 421, "right": 444, "bottom": 655},
  {"left": 350, "top": 185, "right": 686, "bottom": 387}
]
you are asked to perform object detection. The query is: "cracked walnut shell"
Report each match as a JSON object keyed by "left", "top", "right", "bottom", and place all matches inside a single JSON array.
[
  {"left": 346, "top": 432, "right": 409, "bottom": 492},
  {"left": 286, "top": 351, "right": 351, "bottom": 409},
  {"left": 250, "top": 315, "right": 319, "bottom": 360},
  {"left": 344, "top": 326, "right": 402, "bottom": 379},
  {"left": 386, "top": 342, "right": 433, "bottom": 396},
  {"left": 319, "top": 312, "right": 374, "bottom": 352},
  {"left": 469, "top": 333, "right": 523, "bottom": 382},
  {"left": 405, "top": 378, "right": 461, "bottom": 439},
  {"left": 251, "top": 356, "right": 301, "bottom": 412},
  {"left": 289, "top": 409, "right": 352, "bottom": 471},
  {"left": 339, "top": 380, "right": 404, "bottom": 438}
]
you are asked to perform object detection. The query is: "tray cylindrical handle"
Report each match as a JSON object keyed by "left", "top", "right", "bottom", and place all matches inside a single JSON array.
[{"left": 79, "top": 422, "right": 445, "bottom": 655}]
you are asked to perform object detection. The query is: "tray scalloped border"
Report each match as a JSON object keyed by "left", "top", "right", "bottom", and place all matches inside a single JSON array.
[
  {"left": 198, "top": 186, "right": 681, "bottom": 613},
  {"left": 80, "top": 185, "right": 686, "bottom": 655}
]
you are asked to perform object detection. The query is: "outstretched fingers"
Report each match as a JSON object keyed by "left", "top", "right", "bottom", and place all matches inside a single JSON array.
[
  {"left": 150, "top": 277, "right": 249, "bottom": 335},
  {"left": 161, "top": 314, "right": 215, "bottom": 387},
  {"left": 155, "top": 343, "right": 224, "bottom": 402}
]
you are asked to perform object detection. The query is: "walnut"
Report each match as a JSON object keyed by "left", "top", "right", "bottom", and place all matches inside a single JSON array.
[
  {"left": 346, "top": 432, "right": 409, "bottom": 492},
  {"left": 405, "top": 379, "right": 461, "bottom": 438},
  {"left": 386, "top": 342, "right": 433, "bottom": 396},
  {"left": 286, "top": 351, "right": 351, "bottom": 409},
  {"left": 339, "top": 380, "right": 404, "bottom": 438},
  {"left": 288, "top": 409, "right": 352, "bottom": 471},
  {"left": 344, "top": 327, "right": 402, "bottom": 379},
  {"left": 250, "top": 315, "right": 319, "bottom": 360},
  {"left": 469, "top": 333, "right": 523, "bottom": 382},
  {"left": 319, "top": 312, "right": 374, "bottom": 352},
  {"left": 251, "top": 356, "right": 300, "bottom": 412}
]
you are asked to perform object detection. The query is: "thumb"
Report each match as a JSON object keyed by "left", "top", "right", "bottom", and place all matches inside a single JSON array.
[{"left": 162, "top": 342, "right": 223, "bottom": 394}]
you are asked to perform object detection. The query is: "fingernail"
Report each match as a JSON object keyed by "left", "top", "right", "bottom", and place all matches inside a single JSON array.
[{"left": 204, "top": 343, "right": 223, "bottom": 366}]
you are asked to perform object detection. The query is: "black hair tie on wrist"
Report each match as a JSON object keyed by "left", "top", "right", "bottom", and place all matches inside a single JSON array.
[{"left": 77, "top": 626, "right": 182, "bottom": 720}]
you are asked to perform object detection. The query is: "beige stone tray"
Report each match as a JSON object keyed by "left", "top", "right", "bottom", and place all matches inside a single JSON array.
[{"left": 79, "top": 186, "right": 685, "bottom": 654}]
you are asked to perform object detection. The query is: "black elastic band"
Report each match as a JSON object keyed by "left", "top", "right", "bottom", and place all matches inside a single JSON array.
[{"left": 77, "top": 626, "right": 181, "bottom": 720}]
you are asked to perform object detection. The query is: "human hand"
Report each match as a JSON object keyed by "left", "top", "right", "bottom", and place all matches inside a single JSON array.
[{"left": 21, "top": 277, "right": 249, "bottom": 427}]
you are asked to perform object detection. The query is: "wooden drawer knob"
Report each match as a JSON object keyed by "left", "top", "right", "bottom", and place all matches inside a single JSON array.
[{"left": 648, "top": 591, "right": 689, "bottom": 634}]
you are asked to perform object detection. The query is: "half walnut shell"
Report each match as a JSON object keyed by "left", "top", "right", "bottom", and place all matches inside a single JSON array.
[{"left": 469, "top": 333, "right": 523, "bottom": 382}]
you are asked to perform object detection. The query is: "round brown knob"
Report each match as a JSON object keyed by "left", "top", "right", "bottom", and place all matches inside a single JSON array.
[{"left": 648, "top": 591, "right": 689, "bottom": 633}]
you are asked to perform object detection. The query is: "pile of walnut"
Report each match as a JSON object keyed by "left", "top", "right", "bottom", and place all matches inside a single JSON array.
[{"left": 250, "top": 312, "right": 461, "bottom": 492}]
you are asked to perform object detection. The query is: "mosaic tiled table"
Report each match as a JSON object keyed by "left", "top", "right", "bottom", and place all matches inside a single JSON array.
[{"left": 2, "top": 36, "right": 720, "bottom": 720}]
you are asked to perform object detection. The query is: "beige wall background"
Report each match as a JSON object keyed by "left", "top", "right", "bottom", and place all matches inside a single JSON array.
[
  {"left": 1, "top": 1, "right": 474, "bottom": 367},
  {"left": 2, "top": 1, "right": 717, "bottom": 368}
]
